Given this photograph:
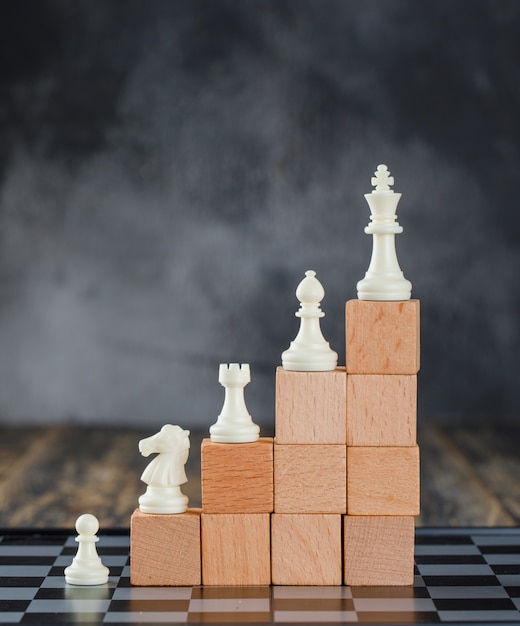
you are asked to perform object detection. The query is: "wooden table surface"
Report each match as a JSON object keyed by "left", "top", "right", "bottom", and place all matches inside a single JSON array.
[{"left": 0, "top": 424, "right": 518, "bottom": 529}]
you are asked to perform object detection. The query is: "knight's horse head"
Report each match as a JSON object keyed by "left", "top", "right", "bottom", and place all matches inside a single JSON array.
[{"left": 138, "top": 424, "right": 190, "bottom": 457}]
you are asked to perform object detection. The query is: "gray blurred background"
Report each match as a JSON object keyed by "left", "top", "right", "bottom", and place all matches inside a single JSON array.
[{"left": 0, "top": 0, "right": 519, "bottom": 430}]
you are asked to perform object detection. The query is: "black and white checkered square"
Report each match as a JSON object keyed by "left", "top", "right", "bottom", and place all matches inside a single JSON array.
[{"left": 1, "top": 528, "right": 520, "bottom": 624}]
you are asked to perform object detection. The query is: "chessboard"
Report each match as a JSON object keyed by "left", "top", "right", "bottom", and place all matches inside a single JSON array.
[{"left": 1, "top": 527, "right": 520, "bottom": 625}]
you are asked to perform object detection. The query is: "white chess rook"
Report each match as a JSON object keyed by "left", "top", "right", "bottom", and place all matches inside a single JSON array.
[
  {"left": 282, "top": 270, "right": 338, "bottom": 371},
  {"left": 64, "top": 514, "right": 109, "bottom": 586},
  {"left": 209, "top": 363, "right": 260, "bottom": 443},
  {"left": 357, "top": 164, "right": 412, "bottom": 301}
]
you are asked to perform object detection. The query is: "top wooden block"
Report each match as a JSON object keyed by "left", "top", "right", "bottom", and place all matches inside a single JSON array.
[{"left": 346, "top": 300, "right": 420, "bottom": 374}]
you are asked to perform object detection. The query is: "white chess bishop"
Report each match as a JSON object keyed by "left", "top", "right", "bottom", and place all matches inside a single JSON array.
[
  {"left": 282, "top": 270, "right": 338, "bottom": 371},
  {"left": 357, "top": 164, "right": 412, "bottom": 301},
  {"left": 209, "top": 363, "right": 260, "bottom": 443},
  {"left": 138, "top": 424, "right": 190, "bottom": 514}
]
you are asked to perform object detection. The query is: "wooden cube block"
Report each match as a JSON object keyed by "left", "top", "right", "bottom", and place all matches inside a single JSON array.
[
  {"left": 130, "top": 508, "right": 201, "bottom": 586},
  {"left": 275, "top": 367, "right": 347, "bottom": 444},
  {"left": 344, "top": 515, "right": 415, "bottom": 585},
  {"left": 201, "top": 513, "right": 270, "bottom": 585},
  {"left": 347, "top": 446, "right": 420, "bottom": 515},
  {"left": 271, "top": 513, "right": 342, "bottom": 585},
  {"left": 346, "top": 300, "right": 420, "bottom": 374},
  {"left": 274, "top": 443, "right": 346, "bottom": 513},
  {"left": 347, "top": 374, "right": 417, "bottom": 446},
  {"left": 201, "top": 438, "right": 273, "bottom": 513}
]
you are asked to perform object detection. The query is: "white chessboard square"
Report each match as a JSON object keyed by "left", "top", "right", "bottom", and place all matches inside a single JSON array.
[
  {"left": 0, "top": 545, "right": 63, "bottom": 557},
  {"left": 27, "top": 598, "right": 111, "bottom": 613},
  {"left": 272, "top": 586, "right": 352, "bottom": 599},
  {"left": 353, "top": 598, "right": 436, "bottom": 612},
  {"left": 274, "top": 610, "right": 357, "bottom": 622},
  {"left": 189, "top": 597, "right": 270, "bottom": 613},
  {"left": 438, "top": 610, "right": 520, "bottom": 622},
  {"left": 104, "top": 612, "right": 188, "bottom": 623},
  {"left": 112, "top": 587, "right": 192, "bottom": 600},
  {"left": 0, "top": 613, "right": 24, "bottom": 624}
]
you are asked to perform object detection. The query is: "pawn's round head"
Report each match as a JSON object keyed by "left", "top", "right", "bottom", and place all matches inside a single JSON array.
[{"left": 75, "top": 513, "right": 99, "bottom": 536}]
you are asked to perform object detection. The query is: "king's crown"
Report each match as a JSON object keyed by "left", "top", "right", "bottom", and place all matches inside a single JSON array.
[{"left": 371, "top": 164, "right": 394, "bottom": 192}]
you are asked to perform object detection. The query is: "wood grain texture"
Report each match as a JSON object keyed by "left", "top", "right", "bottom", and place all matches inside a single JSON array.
[
  {"left": 418, "top": 425, "right": 517, "bottom": 526},
  {"left": 347, "top": 374, "right": 417, "bottom": 446},
  {"left": 0, "top": 426, "right": 170, "bottom": 528},
  {"left": 201, "top": 513, "right": 270, "bottom": 585},
  {"left": 130, "top": 508, "right": 201, "bottom": 586},
  {"left": 347, "top": 446, "right": 420, "bottom": 515},
  {"left": 271, "top": 513, "right": 342, "bottom": 585},
  {"left": 201, "top": 438, "right": 273, "bottom": 513},
  {"left": 346, "top": 300, "right": 420, "bottom": 374},
  {"left": 1, "top": 424, "right": 518, "bottom": 529},
  {"left": 274, "top": 443, "right": 346, "bottom": 513},
  {"left": 344, "top": 515, "right": 415, "bottom": 586},
  {"left": 275, "top": 367, "right": 346, "bottom": 444},
  {"left": 447, "top": 427, "right": 520, "bottom": 523}
]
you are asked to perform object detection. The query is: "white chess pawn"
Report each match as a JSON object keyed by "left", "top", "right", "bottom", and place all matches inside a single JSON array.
[
  {"left": 138, "top": 424, "right": 190, "bottom": 514},
  {"left": 357, "top": 164, "right": 412, "bottom": 301},
  {"left": 64, "top": 514, "right": 109, "bottom": 585},
  {"left": 209, "top": 363, "right": 260, "bottom": 443},
  {"left": 281, "top": 270, "right": 338, "bottom": 371}
]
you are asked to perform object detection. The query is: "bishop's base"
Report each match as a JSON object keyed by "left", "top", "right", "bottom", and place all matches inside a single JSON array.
[{"left": 281, "top": 344, "right": 338, "bottom": 372}]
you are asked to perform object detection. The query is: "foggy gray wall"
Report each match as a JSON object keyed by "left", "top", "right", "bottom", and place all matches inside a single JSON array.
[{"left": 0, "top": 0, "right": 519, "bottom": 429}]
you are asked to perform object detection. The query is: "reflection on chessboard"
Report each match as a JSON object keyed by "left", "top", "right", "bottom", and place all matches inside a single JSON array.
[{"left": 1, "top": 528, "right": 520, "bottom": 624}]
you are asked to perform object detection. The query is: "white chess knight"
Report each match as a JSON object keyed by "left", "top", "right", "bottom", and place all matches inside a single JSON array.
[
  {"left": 209, "top": 363, "right": 260, "bottom": 443},
  {"left": 282, "top": 270, "right": 338, "bottom": 371},
  {"left": 357, "top": 164, "right": 412, "bottom": 301},
  {"left": 64, "top": 514, "right": 109, "bottom": 585},
  {"left": 138, "top": 424, "right": 190, "bottom": 514}
]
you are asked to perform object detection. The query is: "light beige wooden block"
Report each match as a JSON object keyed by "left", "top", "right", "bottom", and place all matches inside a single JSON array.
[
  {"left": 201, "top": 513, "right": 270, "bottom": 585},
  {"left": 271, "top": 513, "right": 342, "bottom": 585},
  {"left": 347, "top": 446, "right": 420, "bottom": 515},
  {"left": 346, "top": 299, "right": 420, "bottom": 374},
  {"left": 275, "top": 367, "right": 347, "bottom": 444},
  {"left": 344, "top": 515, "right": 415, "bottom": 585},
  {"left": 201, "top": 438, "right": 273, "bottom": 513},
  {"left": 130, "top": 508, "right": 201, "bottom": 586},
  {"left": 274, "top": 443, "right": 347, "bottom": 513},
  {"left": 347, "top": 374, "right": 417, "bottom": 446}
]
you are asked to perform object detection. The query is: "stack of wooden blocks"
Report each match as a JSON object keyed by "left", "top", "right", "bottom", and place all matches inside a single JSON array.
[
  {"left": 271, "top": 298, "right": 420, "bottom": 586},
  {"left": 199, "top": 437, "right": 273, "bottom": 585},
  {"left": 343, "top": 298, "right": 420, "bottom": 585},
  {"left": 130, "top": 297, "right": 420, "bottom": 587}
]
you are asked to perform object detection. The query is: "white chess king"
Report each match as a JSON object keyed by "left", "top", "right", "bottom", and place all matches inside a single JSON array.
[
  {"left": 209, "top": 363, "right": 260, "bottom": 443},
  {"left": 356, "top": 164, "right": 412, "bottom": 301},
  {"left": 282, "top": 270, "right": 338, "bottom": 371}
]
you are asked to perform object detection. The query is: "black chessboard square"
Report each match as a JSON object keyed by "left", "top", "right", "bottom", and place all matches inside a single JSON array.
[{"left": 2, "top": 528, "right": 520, "bottom": 624}]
